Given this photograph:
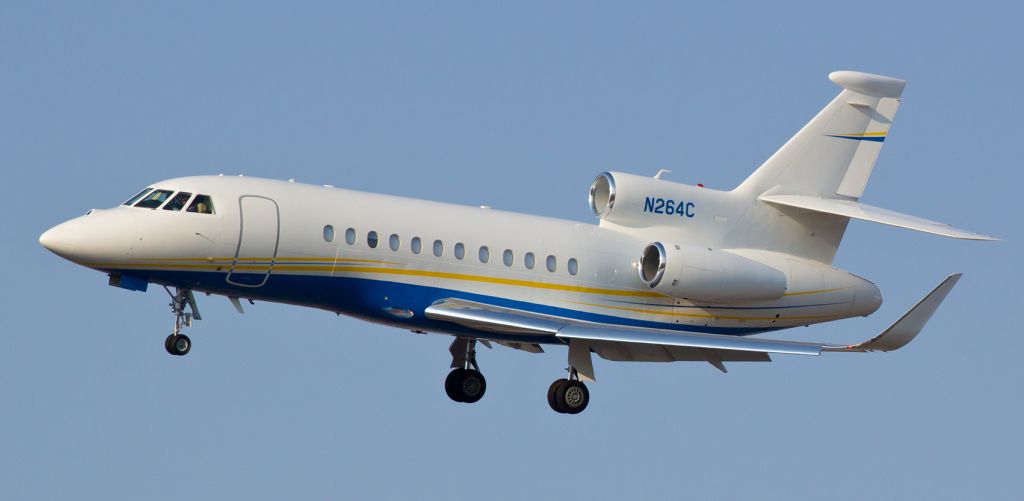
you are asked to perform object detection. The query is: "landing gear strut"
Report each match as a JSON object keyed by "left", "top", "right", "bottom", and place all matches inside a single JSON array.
[
  {"left": 164, "top": 286, "right": 200, "bottom": 356},
  {"left": 445, "top": 337, "right": 486, "bottom": 403},
  {"left": 548, "top": 367, "right": 590, "bottom": 414}
]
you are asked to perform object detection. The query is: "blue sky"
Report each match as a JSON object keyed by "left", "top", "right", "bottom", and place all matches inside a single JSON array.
[{"left": 2, "top": 2, "right": 1019, "bottom": 499}]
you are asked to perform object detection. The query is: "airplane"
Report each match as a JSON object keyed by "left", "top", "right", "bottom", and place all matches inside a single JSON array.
[{"left": 39, "top": 70, "right": 996, "bottom": 414}]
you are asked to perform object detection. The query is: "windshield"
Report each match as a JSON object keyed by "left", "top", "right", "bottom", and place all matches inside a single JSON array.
[
  {"left": 123, "top": 188, "right": 153, "bottom": 206},
  {"left": 162, "top": 192, "right": 193, "bottom": 211},
  {"left": 134, "top": 189, "right": 174, "bottom": 209}
]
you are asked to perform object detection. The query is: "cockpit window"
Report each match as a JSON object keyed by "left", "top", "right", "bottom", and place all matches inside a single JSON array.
[
  {"left": 123, "top": 188, "right": 153, "bottom": 206},
  {"left": 186, "top": 194, "right": 215, "bottom": 214},
  {"left": 162, "top": 192, "right": 193, "bottom": 211},
  {"left": 134, "top": 189, "right": 174, "bottom": 209}
]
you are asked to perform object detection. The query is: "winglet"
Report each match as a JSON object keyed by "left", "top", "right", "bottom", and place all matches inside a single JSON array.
[{"left": 825, "top": 274, "right": 962, "bottom": 352}]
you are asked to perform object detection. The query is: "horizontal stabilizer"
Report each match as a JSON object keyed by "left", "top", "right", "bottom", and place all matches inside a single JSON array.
[
  {"left": 759, "top": 194, "right": 998, "bottom": 240},
  {"left": 824, "top": 274, "right": 962, "bottom": 352}
]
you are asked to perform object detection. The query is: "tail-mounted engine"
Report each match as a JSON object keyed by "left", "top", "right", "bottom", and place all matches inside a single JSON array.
[
  {"left": 638, "top": 242, "right": 787, "bottom": 303},
  {"left": 589, "top": 171, "right": 702, "bottom": 228}
]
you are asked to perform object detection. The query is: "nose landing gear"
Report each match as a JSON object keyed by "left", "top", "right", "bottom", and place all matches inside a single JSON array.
[{"left": 164, "top": 286, "right": 200, "bottom": 356}]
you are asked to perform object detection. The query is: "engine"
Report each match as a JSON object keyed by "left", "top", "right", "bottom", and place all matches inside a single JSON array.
[
  {"left": 589, "top": 171, "right": 702, "bottom": 228},
  {"left": 638, "top": 242, "right": 787, "bottom": 303}
]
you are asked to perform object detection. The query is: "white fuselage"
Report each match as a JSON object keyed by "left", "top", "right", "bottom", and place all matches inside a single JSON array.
[{"left": 40, "top": 175, "right": 882, "bottom": 341}]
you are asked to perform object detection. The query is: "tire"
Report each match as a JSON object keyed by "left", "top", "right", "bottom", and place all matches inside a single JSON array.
[
  {"left": 548, "top": 379, "right": 568, "bottom": 413},
  {"left": 164, "top": 334, "right": 176, "bottom": 355},
  {"left": 168, "top": 334, "right": 191, "bottom": 356},
  {"left": 556, "top": 380, "right": 589, "bottom": 414},
  {"left": 445, "top": 369, "right": 467, "bottom": 402}
]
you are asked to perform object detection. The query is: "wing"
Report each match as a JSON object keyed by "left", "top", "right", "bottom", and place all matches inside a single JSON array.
[{"left": 424, "top": 274, "right": 962, "bottom": 378}]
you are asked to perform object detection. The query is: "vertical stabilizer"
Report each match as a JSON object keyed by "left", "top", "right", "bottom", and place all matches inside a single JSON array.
[
  {"left": 736, "top": 71, "right": 904, "bottom": 199},
  {"left": 732, "top": 71, "right": 906, "bottom": 263}
]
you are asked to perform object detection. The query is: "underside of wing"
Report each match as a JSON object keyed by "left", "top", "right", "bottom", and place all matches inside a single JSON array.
[{"left": 423, "top": 298, "right": 819, "bottom": 373}]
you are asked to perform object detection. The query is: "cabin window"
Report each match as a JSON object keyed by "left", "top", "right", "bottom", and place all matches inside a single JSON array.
[
  {"left": 546, "top": 255, "right": 557, "bottom": 272},
  {"left": 123, "top": 188, "right": 153, "bottom": 206},
  {"left": 454, "top": 243, "right": 465, "bottom": 260},
  {"left": 389, "top": 234, "right": 400, "bottom": 251},
  {"left": 323, "top": 225, "right": 335, "bottom": 242},
  {"left": 186, "top": 194, "right": 215, "bottom": 214},
  {"left": 345, "top": 228, "right": 356, "bottom": 245},
  {"left": 568, "top": 258, "right": 579, "bottom": 276},
  {"left": 524, "top": 252, "right": 535, "bottom": 270},
  {"left": 134, "top": 189, "right": 174, "bottom": 209},
  {"left": 478, "top": 246, "right": 489, "bottom": 263},
  {"left": 411, "top": 237, "right": 422, "bottom": 254},
  {"left": 433, "top": 240, "right": 443, "bottom": 257},
  {"left": 367, "top": 231, "right": 379, "bottom": 248},
  {"left": 163, "top": 192, "right": 193, "bottom": 211},
  {"left": 503, "top": 249, "right": 514, "bottom": 267}
]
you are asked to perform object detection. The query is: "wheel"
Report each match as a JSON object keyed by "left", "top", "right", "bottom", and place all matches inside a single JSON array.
[
  {"left": 166, "top": 334, "right": 191, "bottom": 356},
  {"left": 555, "top": 380, "right": 589, "bottom": 414},
  {"left": 548, "top": 379, "right": 569, "bottom": 413},
  {"left": 458, "top": 369, "right": 486, "bottom": 403},
  {"left": 445, "top": 368, "right": 486, "bottom": 403}
]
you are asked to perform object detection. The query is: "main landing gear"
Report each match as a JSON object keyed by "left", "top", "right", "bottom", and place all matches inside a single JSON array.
[
  {"left": 164, "top": 286, "right": 200, "bottom": 356},
  {"left": 445, "top": 337, "right": 487, "bottom": 403},
  {"left": 548, "top": 367, "right": 590, "bottom": 414}
]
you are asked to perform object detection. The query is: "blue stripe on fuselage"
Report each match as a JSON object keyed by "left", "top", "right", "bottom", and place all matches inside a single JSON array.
[{"left": 112, "top": 268, "right": 780, "bottom": 338}]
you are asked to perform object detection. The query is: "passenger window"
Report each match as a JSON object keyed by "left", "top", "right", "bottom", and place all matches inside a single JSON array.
[
  {"left": 389, "top": 234, "right": 400, "bottom": 251},
  {"left": 345, "top": 228, "right": 356, "bottom": 245},
  {"left": 568, "top": 258, "right": 579, "bottom": 276},
  {"left": 479, "top": 246, "right": 489, "bottom": 263},
  {"left": 134, "top": 189, "right": 174, "bottom": 209},
  {"left": 367, "top": 231, "right": 379, "bottom": 248},
  {"left": 524, "top": 252, "right": 535, "bottom": 269},
  {"left": 162, "top": 192, "right": 193, "bottom": 211},
  {"left": 433, "top": 240, "right": 443, "bottom": 257},
  {"left": 454, "top": 243, "right": 465, "bottom": 260},
  {"left": 411, "top": 237, "right": 422, "bottom": 254},
  {"left": 503, "top": 249, "right": 514, "bottom": 267},
  {"left": 323, "top": 225, "right": 335, "bottom": 242},
  {"left": 186, "top": 194, "right": 215, "bottom": 214},
  {"left": 123, "top": 188, "right": 153, "bottom": 206},
  {"left": 546, "top": 255, "right": 557, "bottom": 272}
]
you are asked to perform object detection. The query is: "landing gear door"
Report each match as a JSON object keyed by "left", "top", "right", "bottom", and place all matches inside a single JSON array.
[{"left": 227, "top": 196, "right": 280, "bottom": 287}]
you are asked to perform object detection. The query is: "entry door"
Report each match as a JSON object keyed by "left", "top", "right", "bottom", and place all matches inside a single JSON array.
[{"left": 227, "top": 196, "right": 280, "bottom": 287}]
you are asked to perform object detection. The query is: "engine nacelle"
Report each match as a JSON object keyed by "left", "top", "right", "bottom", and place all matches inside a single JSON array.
[
  {"left": 638, "top": 242, "right": 787, "bottom": 303},
  {"left": 589, "top": 171, "right": 701, "bottom": 228}
]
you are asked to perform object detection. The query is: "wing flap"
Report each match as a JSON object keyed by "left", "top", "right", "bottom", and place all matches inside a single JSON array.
[{"left": 759, "top": 194, "right": 998, "bottom": 240}]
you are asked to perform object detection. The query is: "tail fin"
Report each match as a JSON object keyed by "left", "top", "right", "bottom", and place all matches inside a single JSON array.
[
  {"left": 731, "top": 71, "right": 905, "bottom": 263},
  {"left": 736, "top": 70, "right": 905, "bottom": 199}
]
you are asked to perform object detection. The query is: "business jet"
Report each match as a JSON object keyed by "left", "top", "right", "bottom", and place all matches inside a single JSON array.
[{"left": 40, "top": 71, "right": 995, "bottom": 414}]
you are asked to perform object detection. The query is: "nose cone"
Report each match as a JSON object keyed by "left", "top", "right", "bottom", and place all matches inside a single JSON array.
[
  {"left": 39, "top": 221, "right": 79, "bottom": 259},
  {"left": 39, "top": 209, "right": 138, "bottom": 265}
]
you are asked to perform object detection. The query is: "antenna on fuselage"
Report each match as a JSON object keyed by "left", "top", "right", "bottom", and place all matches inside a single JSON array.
[{"left": 654, "top": 169, "right": 672, "bottom": 180}]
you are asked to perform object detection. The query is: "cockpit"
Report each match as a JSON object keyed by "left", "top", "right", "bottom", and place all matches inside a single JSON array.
[{"left": 123, "top": 188, "right": 216, "bottom": 214}]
